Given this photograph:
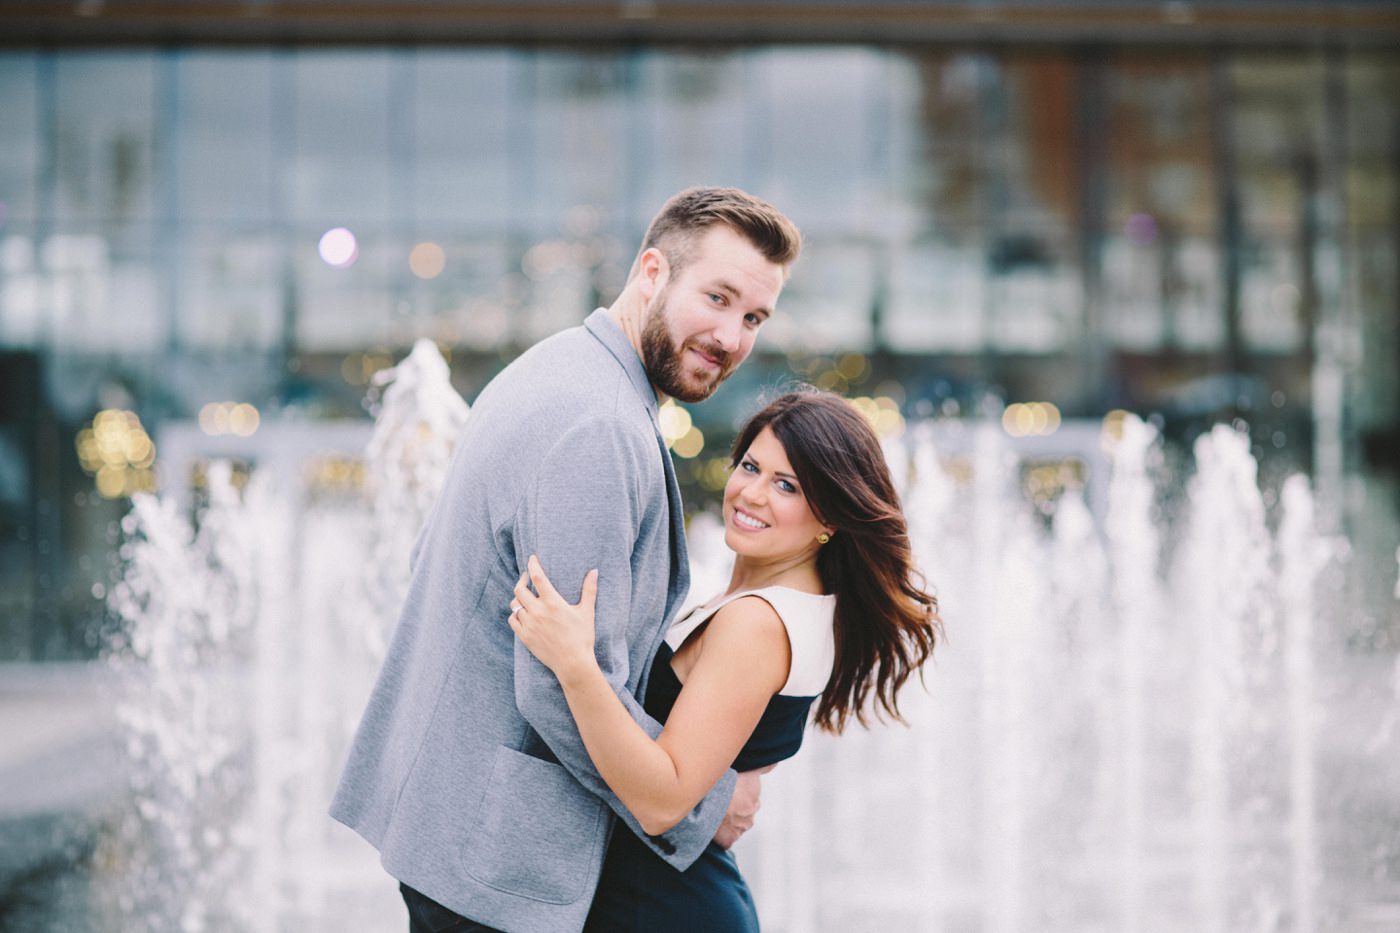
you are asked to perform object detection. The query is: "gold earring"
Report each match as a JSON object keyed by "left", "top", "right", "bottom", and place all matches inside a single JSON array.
[{"left": 817, "top": 532, "right": 831, "bottom": 545}]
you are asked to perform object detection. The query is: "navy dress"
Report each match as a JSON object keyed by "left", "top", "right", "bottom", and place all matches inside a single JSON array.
[{"left": 584, "top": 587, "right": 836, "bottom": 933}]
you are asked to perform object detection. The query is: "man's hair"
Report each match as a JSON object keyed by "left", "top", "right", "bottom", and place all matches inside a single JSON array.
[{"left": 634, "top": 186, "right": 802, "bottom": 280}]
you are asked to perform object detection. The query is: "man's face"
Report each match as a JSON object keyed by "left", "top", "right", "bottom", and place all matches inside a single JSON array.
[{"left": 640, "top": 225, "right": 786, "bottom": 404}]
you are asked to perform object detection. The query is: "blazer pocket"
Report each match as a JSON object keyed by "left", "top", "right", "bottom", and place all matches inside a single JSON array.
[{"left": 461, "top": 745, "right": 608, "bottom": 905}]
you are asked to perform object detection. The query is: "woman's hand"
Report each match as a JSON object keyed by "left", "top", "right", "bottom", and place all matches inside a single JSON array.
[{"left": 509, "top": 555, "right": 599, "bottom": 686}]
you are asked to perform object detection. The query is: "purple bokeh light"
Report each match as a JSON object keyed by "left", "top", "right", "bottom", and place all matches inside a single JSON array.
[{"left": 1124, "top": 212, "right": 1158, "bottom": 246}]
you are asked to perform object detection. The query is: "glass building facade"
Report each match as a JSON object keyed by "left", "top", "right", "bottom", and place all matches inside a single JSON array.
[{"left": 1, "top": 43, "right": 1398, "bottom": 660}]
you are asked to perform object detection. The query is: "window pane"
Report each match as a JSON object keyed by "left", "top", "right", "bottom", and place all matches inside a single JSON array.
[
  {"left": 637, "top": 51, "right": 750, "bottom": 220},
  {"left": 1239, "top": 236, "right": 1306, "bottom": 353},
  {"left": 293, "top": 51, "right": 396, "bottom": 228},
  {"left": 175, "top": 51, "right": 276, "bottom": 225},
  {"left": 295, "top": 230, "right": 395, "bottom": 351},
  {"left": 1104, "top": 55, "right": 1219, "bottom": 351},
  {"left": 53, "top": 52, "right": 159, "bottom": 226},
  {"left": 984, "top": 56, "right": 1082, "bottom": 352},
  {"left": 413, "top": 50, "right": 514, "bottom": 232},
  {"left": 176, "top": 231, "right": 283, "bottom": 351},
  {"left": 1349, "top": 56, "right": 1400, "bottom": 430},
  {"left": 44, "top": 229, "right": 163, "bottom": 354},
  {"left": 1106, "top": 56, "right": 1217, "bottom": 232},
  {"left": 525, "top": 53, "right": 628, "bottom": 235},
  {"left": 0, "top": 54, "right": 40, "bottom": 225},
  {"left": 1231, "top": 55, "right": 1327, "bottom": 355},
  {"left": 404, "top": 237, "right": 515, "bottom": 349},
  {"left": 752, "top": 48, "right": 887, "bottom": 236},
  {"left": 885, "top": 236, "right": 985, "bottom": 352},
  {"left": 988, "top": 231, "right": 1082, "bottom": 353},
  {"left": 1, "top": 232, "right": 43, "bottom": 347},
  {"left": 765, "top": 240, "right": 876, "bottom": 352},
  {"left": 888, "top": 52, "right": 987, "bottom": 236}
]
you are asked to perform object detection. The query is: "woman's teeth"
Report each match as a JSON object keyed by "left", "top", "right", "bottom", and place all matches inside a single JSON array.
[{"left": 734, "top": 511, "right": 769, "bottom": 530}]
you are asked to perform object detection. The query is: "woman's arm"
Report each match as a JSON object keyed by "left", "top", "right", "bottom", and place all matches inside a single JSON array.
[{"left": 511, "top": 556, "right": 790, "bottom": 835}]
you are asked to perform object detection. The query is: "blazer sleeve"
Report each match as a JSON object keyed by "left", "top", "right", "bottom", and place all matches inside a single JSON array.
[{"left": 511, "top": 414, "right": 737, "bottom": 870}]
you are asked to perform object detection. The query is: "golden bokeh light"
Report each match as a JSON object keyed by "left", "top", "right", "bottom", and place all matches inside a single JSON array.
[
  {"left": 125, "top": 432, "right": 154, "bottom": 465},
  {"left": 1003, "top": 402, "right": 1062, "bottom": 438},
  {"left": 200, "top": 401, "right": 262, "bottom": 437},
  {"left": 847, "top": 396, "right": 905, "bottom": 439},
  {"left": 672, "top": 426, "right": 705, "bottom": 459},
  {"left": 77, "top": 409, "right": 157, "bottom": 499},
  {"left": 410, "top": 242, "right": 447, "bottom": 279},
  {"left": 696, "top": 457, "right": 732, "bottom": 492},
  {"left": 658, "top": 401, "right": 693, "bottom": 445},
  {"left": 95, "top": 466, "right": 126, "bottom": 499},
  {"left": 229, "top": 403, "right": 261, "bottom": 437},
  {"left": 199, "top": 402, "right": 232, "bottom": 435},
  {"left": 836, "top": 353, "right": 868, "bottom": 381},
  {"left": 306, "top": 455, "right": 366, "bottom": 499}
]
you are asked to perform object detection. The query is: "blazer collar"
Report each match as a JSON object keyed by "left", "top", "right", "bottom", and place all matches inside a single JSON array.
[{"left": 584, "top": 307, "right": 660, "bottom": 421}]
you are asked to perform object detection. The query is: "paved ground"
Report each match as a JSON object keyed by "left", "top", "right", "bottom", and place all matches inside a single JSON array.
[
  {"left": 3, "top": 656, "right": 1396, "bottom": 932},
  {"left": 0, "top": 664, "right": 123, "bottom": 933}
]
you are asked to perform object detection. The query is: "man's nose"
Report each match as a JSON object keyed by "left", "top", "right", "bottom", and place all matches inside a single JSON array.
[{"left": 712, "top": 313, "right": 744, "bottom": 353}]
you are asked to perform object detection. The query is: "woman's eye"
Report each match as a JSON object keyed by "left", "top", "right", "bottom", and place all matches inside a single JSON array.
[
  {"left": 776, "top": 480, "right": 796, "bottom": 494},
  {"left": 741, "top": 460, "right": 758, "bottom": 473}
]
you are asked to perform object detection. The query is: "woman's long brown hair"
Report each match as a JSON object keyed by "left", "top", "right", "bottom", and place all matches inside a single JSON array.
[{"left": 731, "top": 389, "right": 941, "bottom": 733}]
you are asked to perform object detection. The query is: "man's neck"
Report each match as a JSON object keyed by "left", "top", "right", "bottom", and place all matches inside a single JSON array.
[
  {"left": 606, "top": 295, "right": 645, "bottom": 357},
  {"left": 606, "top": 295, "right": 664, "bottom": 402}
]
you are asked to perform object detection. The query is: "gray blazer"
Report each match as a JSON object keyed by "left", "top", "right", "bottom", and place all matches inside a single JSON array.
[{"left": 330, "top": 309, "right": 737, "bottom": 933}]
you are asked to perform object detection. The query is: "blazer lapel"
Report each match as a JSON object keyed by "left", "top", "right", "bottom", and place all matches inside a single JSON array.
[{"left": 636, "top": 430, "right": 690, "bottom": 701}]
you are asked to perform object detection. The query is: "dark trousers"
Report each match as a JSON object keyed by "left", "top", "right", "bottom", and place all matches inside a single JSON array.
[{"left": 400, "top": 883, "right": 504, "bottom": 933}]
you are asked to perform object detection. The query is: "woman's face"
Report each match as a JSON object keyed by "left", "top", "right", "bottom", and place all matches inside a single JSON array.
[{"left": 722, "top": 426, "right": 831, "bottom": 561}]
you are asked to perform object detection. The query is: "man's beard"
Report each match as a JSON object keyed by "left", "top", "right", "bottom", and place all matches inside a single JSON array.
[{"left": 640, "top": 290, "right": 735, "bottom": 403}]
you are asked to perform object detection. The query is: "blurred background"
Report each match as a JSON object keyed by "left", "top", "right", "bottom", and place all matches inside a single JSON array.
[{"left": 1, "top": 1, "right": 1399, "bottom": 931}]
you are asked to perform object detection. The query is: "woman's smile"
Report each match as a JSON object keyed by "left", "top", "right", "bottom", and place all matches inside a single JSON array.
[{"left": 731, "top": 508, "right": 770, "bottom": 532}]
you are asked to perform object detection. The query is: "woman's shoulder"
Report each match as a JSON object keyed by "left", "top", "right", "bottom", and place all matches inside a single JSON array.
[
  {"left": 697, "top": 596, "right": 792, "bottom": 693},
  {"left": 740, "top": 585, "right": 835, "bottom": 618},
  {"left": 705, "top": 594, "right": 790, "bottom": 650},
  {"left": 724, "top": 587, "right": 836, "bottom": 698}
]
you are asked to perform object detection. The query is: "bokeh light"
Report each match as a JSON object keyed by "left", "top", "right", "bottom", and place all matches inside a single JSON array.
[
  {"left": 658, "top": 400, "right": 693, "bottom": 446},
  {"left": 672, "top": 426, "right": 705, "bottom": 459},
  {"left": 200, "top": 402, "right": 262, "bottom": 437},
  {"left": 1002, "top": 402, "right": 1062, "bottom": 438},
  {"left": 409, "top": 242, "right": 446, "bottom": 279},
  {"left": 696, "top": 456, "right": 732, "bottom": 492},
  {"left": 318, "top": 227, "right": 358, "bottom": 268},
  {"left": 848, "top": 396, "right": 905, "bottom": 439},
  {"left": 1124, "top": 212, "right": 1158, "bottom": 246},
  {"left": 75, "top": 409, "right": 157, "bottom": 499},
  {"left": 229, "top": 403, "right": 261, "bottom": 437}
]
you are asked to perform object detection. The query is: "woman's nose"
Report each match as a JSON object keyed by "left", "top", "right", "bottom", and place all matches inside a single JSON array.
[{"left": 739, "top": 477, "right": 766, "bottom": 505}]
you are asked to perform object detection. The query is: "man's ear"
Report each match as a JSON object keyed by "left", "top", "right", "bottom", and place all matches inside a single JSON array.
[{"left": 636, "top": 247, "right": 669, "bottom": 301}]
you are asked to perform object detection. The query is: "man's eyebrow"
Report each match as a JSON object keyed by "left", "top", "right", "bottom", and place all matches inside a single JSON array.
[{"left": 714, "top": 279, "right": 772, "bottom": 318}]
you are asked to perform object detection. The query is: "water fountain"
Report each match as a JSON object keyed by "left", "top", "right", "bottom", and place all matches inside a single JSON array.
[
  {"left": 730, "top": 413, "right": 1390, "bottom": 933},
  {"left": 102, "top": 340, "right": 466, "bottom": 932},
  {"left": 98, "top": 342, "right": 1398, "bottom": 931}
]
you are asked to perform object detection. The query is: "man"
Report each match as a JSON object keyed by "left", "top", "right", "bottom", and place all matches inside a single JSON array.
[{"left": 331, "top": 187, "right": 802, "bottom": 933}]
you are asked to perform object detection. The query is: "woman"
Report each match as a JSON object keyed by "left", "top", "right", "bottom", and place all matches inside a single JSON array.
[{"left": 508, "top": 389, "right": 940, "bottom": 931}]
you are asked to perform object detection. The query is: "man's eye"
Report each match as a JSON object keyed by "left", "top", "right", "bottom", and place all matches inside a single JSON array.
[{"left": 744, "top": 313, "right": 762, "bottom": 326}]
